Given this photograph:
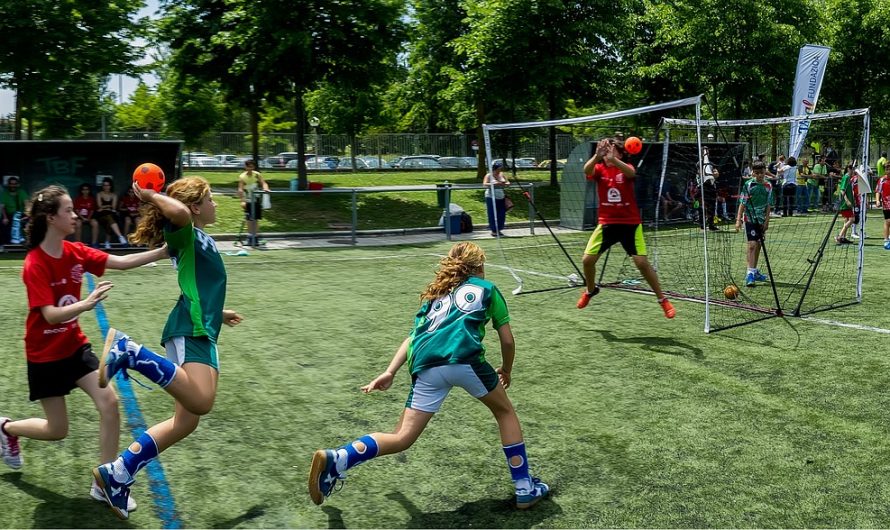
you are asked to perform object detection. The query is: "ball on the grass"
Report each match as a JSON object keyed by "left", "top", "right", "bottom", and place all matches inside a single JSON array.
[
  {"left": 624, "top": 136, "right": 642, "bottom": 155},
  {"left": 133, "top": 163, "right": 165, "bottom": 191},
  {"left": 723, "top": 284, "right": 740, "bottom": 300}
]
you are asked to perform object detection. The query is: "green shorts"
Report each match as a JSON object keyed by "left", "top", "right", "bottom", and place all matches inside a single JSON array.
[
  {"left": 584, "top": 224, "right": 647, "bottom": 256},
  {"left": 163, "top": 336, "right": 219, "bottom": 371}
]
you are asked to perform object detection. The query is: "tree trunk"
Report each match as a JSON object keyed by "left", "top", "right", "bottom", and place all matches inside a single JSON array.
[{"left": 295, "top": 91, "right": 308, "bottom": 190}]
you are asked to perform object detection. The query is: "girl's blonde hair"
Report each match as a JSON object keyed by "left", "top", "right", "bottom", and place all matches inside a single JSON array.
[
  {"left": 420, "top": 242, "right": 486, "bottom": 301},
  {"left": 130, "top": 176, "right": 211, "bottom": 248}
]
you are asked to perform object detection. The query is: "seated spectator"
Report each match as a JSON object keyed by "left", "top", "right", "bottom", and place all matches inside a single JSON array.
[
  {"left": 1, "top": 176, "right": 29, "bottom": 244},
  {"left": 659, "top": 182, "right": 685, "bottom": 220},
  {"left": 73, "top": 183, "right": 100, "bottom": 247},
  {"left": 95, "top": 177, "right": 128, "bottom": 248},
  {"left": 119, "top": 187, "right": 142, "bottom": 238}
]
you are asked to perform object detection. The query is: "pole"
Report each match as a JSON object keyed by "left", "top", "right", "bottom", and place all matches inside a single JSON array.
[{"left": 351, "top": 189, "right": 358, "bottom": 245}]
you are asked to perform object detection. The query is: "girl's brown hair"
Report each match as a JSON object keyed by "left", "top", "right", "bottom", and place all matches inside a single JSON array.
[
  {"left": 420, "top": 242, "right": 486, "bottom": 301},
  {"left": 130, "top": 176, "right": 211, "bottom": 248},
  {"left": 26, "top": 185, "right": 69, "bottom": 249}
]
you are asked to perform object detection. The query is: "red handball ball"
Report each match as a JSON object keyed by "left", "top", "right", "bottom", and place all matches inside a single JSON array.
[
  {"left": 133, "top": 163, "right": 166, "bottom": 191},
  {"left": 624, "top": 136, "right": 643, "bottom": 155}
]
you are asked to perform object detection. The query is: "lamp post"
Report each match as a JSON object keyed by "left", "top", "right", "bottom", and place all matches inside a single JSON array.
[{"left": 309, "top": 116, "right": 320, "bottom": 155}]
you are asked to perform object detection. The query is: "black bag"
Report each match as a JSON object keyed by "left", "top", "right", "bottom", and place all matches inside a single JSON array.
[{"left": 460, "top": 212, "right": 474, "bottom": 233}]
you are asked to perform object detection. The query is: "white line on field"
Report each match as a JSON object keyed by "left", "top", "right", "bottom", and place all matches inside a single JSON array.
[{"left": 799, "top": 316, "right": 890, "bottom": 335}]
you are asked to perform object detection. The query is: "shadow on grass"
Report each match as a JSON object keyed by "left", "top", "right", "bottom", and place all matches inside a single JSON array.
[
  {"left": 2, "top": 473, "right": 136, "bottom": 529},
  {"left": 210, "top": 503, "right": 268, "bottom": 528},
  {"left": 381, "top": 490, "right": 561, "bottom": 529},
  {"left": 588, "top": 329, "right": 704, "bottom": 359}
]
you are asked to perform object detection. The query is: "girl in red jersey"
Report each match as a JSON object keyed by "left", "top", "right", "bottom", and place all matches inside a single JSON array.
[
  {"left": 576, "top": 138, "right": 675, "bottom": 318},
  {"left": 0, "top": 185, "right": 167, "bottom": 510},
  {"left": 73, "top": 183, "right": 100, "bottom": 247}
]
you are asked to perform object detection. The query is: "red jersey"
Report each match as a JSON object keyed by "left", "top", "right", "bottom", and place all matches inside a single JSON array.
[
  {"left": 587, "top": 162, "right": 640, "bottom": 225},
  {"left": 73, "top": 195, "right": 97, "bottom": 219},
  {"left": 120, "top": 194, "right": 140, "bottom": 215},
  {"left": 878, "top": 176, "right": 890, "bottom": 210},
  {"left": 22, "top": 241, "right": 108, "bottom": 363}
]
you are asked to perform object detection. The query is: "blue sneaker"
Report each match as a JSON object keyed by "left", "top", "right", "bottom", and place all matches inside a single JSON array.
[
  {"left": 516, "top": 476, "right": 550, "bottom": 509},
  {"left": 98, "top": 328, "right": 136, "bottom": 388},
  {"left": 92, "top": 463, "right": 132, "bottom": 520},
  {"left": 884, "top": 241, "right": 890, "bottom": 250},
  {"left": 754, "top": 271, "right": 768, "bottom": 282},
  {"left": 745, "top": 272, "right": 756, "bottom": 287},
  {"left": 309, "top": 449, "right": 346, "bottom": 505}
]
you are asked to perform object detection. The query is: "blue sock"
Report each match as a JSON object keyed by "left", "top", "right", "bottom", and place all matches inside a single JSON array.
[
  {"left": 503, "top": 442, "right": 532, "bottom": 490},
  {"left": 335, "top": 435, "right": 379, "bottom": 473},
  {"left": 130, "top": 344, "right": 178, "bottom": 388},
  {"left": 113, "top": 432, "right": 159, "bottom": 482}
]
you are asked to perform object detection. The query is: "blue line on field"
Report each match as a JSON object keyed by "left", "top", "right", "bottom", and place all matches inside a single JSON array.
[{"left": 87, "top": 274, "right": 183, "bottom": 529}]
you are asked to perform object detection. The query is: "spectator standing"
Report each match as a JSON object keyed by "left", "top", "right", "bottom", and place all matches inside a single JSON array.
[
  {"left": 483, "top": 160, "right": 510, "bottom": 237},
  {"left": 238, "top": 160, "right": 270, "bottom": 247},
  {"left": 2, "top": 176, "right": 29, "bottom": 244}
]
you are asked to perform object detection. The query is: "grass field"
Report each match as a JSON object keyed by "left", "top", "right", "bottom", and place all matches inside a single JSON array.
[{"left": 3, "top": 218, "right": 890, "bottom": 528}]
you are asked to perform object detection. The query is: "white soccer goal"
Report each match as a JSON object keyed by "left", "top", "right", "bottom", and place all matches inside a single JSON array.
[{"left": 481, "top": 99, "right": 870, "bottom": 332}]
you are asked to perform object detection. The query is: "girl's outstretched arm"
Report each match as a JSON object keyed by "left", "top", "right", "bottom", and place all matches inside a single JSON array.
[
  {"left": 361, "top": 337, "right": 409, "bottom": 393},
  {"left": 133, "top": 182, "right": 191, "bottom": 228},
  {"left": 105, "top": 246, "right": 168, "bottom": 270}
]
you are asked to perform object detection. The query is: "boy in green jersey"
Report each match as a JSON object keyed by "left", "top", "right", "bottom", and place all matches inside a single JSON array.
[
  {"left": 92, "top": 176, "right": 243, "bottom": 520},
  {"left": 735, "top": 161, "right": 774, "bottom": 287},
  {"left": 309, "top": 242, "right": 549, "bottom": 510}
]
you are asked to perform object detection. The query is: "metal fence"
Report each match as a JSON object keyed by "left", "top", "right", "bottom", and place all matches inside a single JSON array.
[{"left": 246, "top": 182, "right": 539, "bottom": 245}]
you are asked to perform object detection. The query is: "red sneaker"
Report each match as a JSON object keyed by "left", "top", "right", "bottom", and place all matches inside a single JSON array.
[
  {"left": 659, "top": 298, "right": 676, "bottom": 319},
  {"left": 576, "top": 287, "right": 599, "bottom": 309}
]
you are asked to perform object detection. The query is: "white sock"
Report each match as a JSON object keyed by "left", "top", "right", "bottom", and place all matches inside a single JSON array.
[{"left": 748, "top": 268, "right": 757, "bottom": 275}]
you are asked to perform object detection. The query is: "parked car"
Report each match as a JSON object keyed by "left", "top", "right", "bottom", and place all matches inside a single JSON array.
[
  {"left": 277, "top": 152, "right": 302, "bottom": 164},
  {"left": 361, "top": 157, "right": 391, "bottom": 169},
  {"left": 438, "top": 156, "right": 478, "bottom": 169},
  {"left": 513, "top": 158, "right": 537, "bottom": 169},
  {"left": 183, "top": 156, "right": 220, "bottom": 168},
  {"left": 537, "top": 159, "right": 567, "bottom": 169},
  {"left": 214, "top": 154, "right": 249, "bottom": 167},
  {"left": 287, "top": 156, "right": 338, "bottom": 170},
  {"left": 261, "top": 156, "right": 288, "bottom": 169},
  {"left": 394, "top": 155, "right": 442, "bottom": 169},
  {"left": 338, "top": 157, "right": 371, "bottom": 170}
]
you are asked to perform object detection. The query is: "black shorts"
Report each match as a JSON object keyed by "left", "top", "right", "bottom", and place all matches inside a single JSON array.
[
  {"left": 883, "top": 209, "right": 890, "bottom": 220},
  {"left": 744, "top": 222, "right": 764, "bottom": 242},
  {"left": 243, "top": 199, "right": 263, "bottom": 221},
  {"left": 27, "top": 344, "right": 99, "bottom": 401},
  {"left": 95, "top": 210, "right": 119, "bottom": 227}
]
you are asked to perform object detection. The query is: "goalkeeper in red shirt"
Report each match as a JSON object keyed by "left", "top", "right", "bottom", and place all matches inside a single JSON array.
[{"left": 576, "top": 138, "right": 675, "bottom": 319}]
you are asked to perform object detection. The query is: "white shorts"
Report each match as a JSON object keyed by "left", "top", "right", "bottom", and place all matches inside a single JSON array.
[{"left": 405, "top": 362, "right": 499, "bottom": 413}]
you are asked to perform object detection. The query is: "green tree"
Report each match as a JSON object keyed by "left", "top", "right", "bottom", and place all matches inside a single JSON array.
[
  {"left": 0, "top": 0, "right": 145, "bottom": 138},
  {"left": 233, "top": 0, "right": 406, "bottom": 188},
  {"left": 115, "top": 82, "right": 165, "bottom": 131},
  {"left": 821, "top": 0, "right": 890, "bottom": 140},
  {"left": 632, "top": 0, "right": 813, "bottom": 123}
]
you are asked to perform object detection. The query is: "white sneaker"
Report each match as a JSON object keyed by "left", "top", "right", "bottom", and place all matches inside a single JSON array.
[
  {"left": 850, "top": 233, "right": 860, "bottom": 240},
  {"left": 103, "top": 242, "right": 112, "bottom": 249},
  {"left": 91, "top": 478, "right": 138, "bottom": 512},
  {"left": 0, "top": 417, "right": 22, "bottom": 470}
]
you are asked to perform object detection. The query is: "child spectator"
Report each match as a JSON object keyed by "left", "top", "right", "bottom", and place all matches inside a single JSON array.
[
  {"left": 73, "top": 184, "right": 99, "bottom": 247},
  {"left": 735, "top": 161, "right": 774, "bottom": 287}
]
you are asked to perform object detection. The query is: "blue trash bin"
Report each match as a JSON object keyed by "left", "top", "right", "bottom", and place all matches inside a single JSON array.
[{"left": 446, "top": 214, "right": 462, "bottom": 235}]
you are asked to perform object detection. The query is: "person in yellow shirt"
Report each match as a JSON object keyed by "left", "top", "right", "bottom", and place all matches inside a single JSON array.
[{"left": 237, "top": 160, "right": 270, "bottom": 247}]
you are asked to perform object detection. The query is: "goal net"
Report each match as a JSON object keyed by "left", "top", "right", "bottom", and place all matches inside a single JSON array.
[{"left": 482, "top": 100, "right": 870, "bottom": 332}]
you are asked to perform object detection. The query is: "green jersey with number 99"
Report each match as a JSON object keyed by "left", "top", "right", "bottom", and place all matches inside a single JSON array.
[{"left": 407, "top": 276, "right": 510, "bottom": 375}]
